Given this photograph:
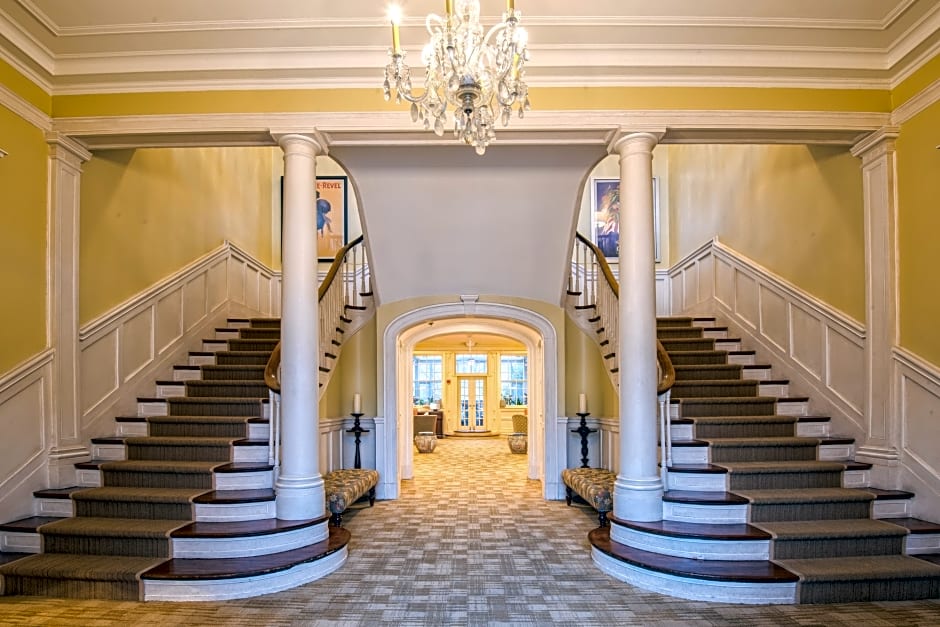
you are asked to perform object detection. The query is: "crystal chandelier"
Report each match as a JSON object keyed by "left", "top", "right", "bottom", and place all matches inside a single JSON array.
[{"left": 383, "top": 1, "right": 530, "bottom": 155}]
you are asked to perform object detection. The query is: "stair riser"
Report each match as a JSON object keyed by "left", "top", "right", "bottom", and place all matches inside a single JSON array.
[
  {"left": 193, "top": 500, "right": 276, "bottom": 522},
  {"left": 75, "top": 469, "right": 274, "bottom": 491},
  {"left": 123, "top": 445, "right": 268, "bottom": 464},
  {"left": 873, "top": 499, "right": 912, "bottom": 519},
  {"left": 613, "top": 526, "right": 770, "bottom": 561},
  {"left": 749, "top": 502, "right": 872, "bottom": 523},
  {"left": 1, "top": 531, "right": 42, "bottom": 554},
  {"left": 742, "top": 367, "right": 771, "bottom": 380},
  {"left": 2, "top": 576, "right": 140, "bottom": 601},
  {"left": 796, "top": 578, "right": 940, "bottom": 605},
  {"left": 138, "top": 400, "right": 271, "bottom": 419},
  {"left": 173, "top": 368, "right": 202, "bottom": 381},
  {"left": 729, "top": 471, "right": 843, "bottom": 491},
  {"left": 905, "top": 533, "right": 940, "bottom": 555},
  {"left": 727, "top": 353, "right": 756, "bottom": 366},
  {"left": 189, "top": 354, "right": 216, "bottom": 367},
  {"left": 662, "top": 501, "right": 748, "bottom": 524},
  {"left": 666, "top": 469, "right": 872, "bottom": 492},
  {"left": 102, "top": 472, "right": 214, "bottom": 489},
  {"left": 171, "top": 524, "right": 325, "bottom": 559},
  {"left": 771, "top": 536, "right": 905, "bottom": 560},
  {"left": 34, "top": 498, "right": 73, "bottom": 517},
  {"left": 42, "top": 536, "right": 170, "bottom": 558}
]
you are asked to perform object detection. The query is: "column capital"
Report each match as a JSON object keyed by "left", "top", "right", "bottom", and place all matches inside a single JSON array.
[
  {"left": 45, "top": 131, "right": 92, "bottom": 166},
  {"left": 272, "top": 131, "right": 329, "bottom": 156},
  {"left": 607, "top": 129, "right": 665, "bottom": 156},
  {"left": 851, "top": 126, "right": 899, "bottom": 163}
]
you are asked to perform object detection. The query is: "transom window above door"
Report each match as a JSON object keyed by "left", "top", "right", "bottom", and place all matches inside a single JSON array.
[{"left": 455, "top": 353, "right": 487, "bottom": 374}]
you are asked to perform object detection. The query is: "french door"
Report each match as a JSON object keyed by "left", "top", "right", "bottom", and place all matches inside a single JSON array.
[{"left": 458, "top": 376, "right": 486, "bottom": 431}]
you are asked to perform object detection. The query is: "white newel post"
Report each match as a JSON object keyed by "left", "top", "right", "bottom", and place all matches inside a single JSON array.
[
  {"left": 46, "top": 132, "right": 93, "bottom": 486},
  {"left": 851, "top": 128, "right": 901, "bottom": 485},
  {"left": 276, "top": 133, "right": 326, "bottom": 520},
  {"left": 610, "top": 131, "right": 664, "bottom": 526}
]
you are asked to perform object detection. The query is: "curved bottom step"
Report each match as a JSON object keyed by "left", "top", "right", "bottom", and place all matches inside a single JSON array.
[
  {"left": 141, "top": 526, "right": 349, "bottom": 601},
  {"left": 590, "top": 527, "right": 799, "bottom": 604}
]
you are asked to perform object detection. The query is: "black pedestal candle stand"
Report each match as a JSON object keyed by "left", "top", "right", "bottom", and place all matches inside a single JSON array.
[
  {"left": 346, "top": 412, "right": 369, "bottom": 469},
  {"left": 571, "top": 412, "right": 597, "bottom": 468}
]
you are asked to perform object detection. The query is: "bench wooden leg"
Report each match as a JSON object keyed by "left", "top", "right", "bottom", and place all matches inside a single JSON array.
[
  {"left": 564, "top": 486, "right": 573, "bottom": 506},
  {"left": 368, "top": 486, "right": 376, "bottom": 506},
  {"left": 598, "top": 511, "right": 609, "bottom": 528},
  {"left": 330, "top": 512, "right": 343, "bottom": 527}
]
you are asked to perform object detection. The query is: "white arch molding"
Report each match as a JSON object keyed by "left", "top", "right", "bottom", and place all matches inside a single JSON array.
[{"left": 380, "top": 301, "right": 564, "bottom": 501}]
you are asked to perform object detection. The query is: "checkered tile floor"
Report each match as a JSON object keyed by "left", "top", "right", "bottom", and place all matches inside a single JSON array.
[{"left": 1, "top": 437, "right": 938, "bottom": 625}]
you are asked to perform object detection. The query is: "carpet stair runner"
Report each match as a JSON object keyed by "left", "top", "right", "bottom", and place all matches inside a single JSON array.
[
  {"left": 592, "top": 315, "right": 940, "bottom": 604},
  {"left": 0, "top": 317, "right": 347, "bottom": 601}
]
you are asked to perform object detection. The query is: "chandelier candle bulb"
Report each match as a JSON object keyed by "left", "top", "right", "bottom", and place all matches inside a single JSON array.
[
  {"left": 446, "top": 0, "right": 453, "bottom": 16},
  {"left": 389, "top": 7, "right": 402, "bottom": 54},
  {"left": 353, "top": 393, "right": 361, "bottom": 414},
  {"left": 508, "top": 0, "right": 514, "bottom": 11},
  {"left": 579, "top": 393, "right": 587, "bottom": 414}
]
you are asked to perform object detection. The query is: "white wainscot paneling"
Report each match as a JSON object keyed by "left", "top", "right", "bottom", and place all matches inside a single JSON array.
[
  {"left": 655, "top": 270, "right": 670, "bottom": 316},
  {"left": 0, "top": 354, "right": 51, "bottom": 522},
  {"left": 681, "top": 262, "right": 699, "bottom": 311},
  {"left": 897, "top": 353, "right": 940, "bottom": 514},
  {"left": 0, "top": 376, "right": 46, "bottom": 487},
  {"left": 80, "top": 331, "right": 119, "bottom": 416},
  {"left": 696, "top": 254, "right": 714, "bottom": 304},
  {"left": 183, "top": 273, "right": 208, "bottom": 332},
  {"left": 826, "top": 327, "right": 865, "bottom": 414},
  {"left": 789, "top": 305, "right": 823, "bottom": 380},
  {"left": 715, "top": 257, "right": 734, "bottom": 310},
  {"left": 245, "top": 266, "right": 261, "bottom": 311},
  {"left": 208, "top": 259, "right": 227, "bottom": 311},
  {"left": 758, "top": 285, "right": 788, "bottom": 353},
  {"left": 155, "top": 289, "right": 184, "bottom": 356},
  {"left": 735, "top": 270, "right": 760, "bottom": 330},
  {"left": 229, "top": 258, "right": 247, "bottom": 305},
  {"left": 120, "top": 307, "right": 154, "bottom": 382},
  {"left": 260, "top": 276, "right": 273, "bottom": 316}
]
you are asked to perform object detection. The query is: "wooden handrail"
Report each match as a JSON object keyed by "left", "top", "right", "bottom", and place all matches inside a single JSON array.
[
  {"left": 264, "top": 235, "right": 366, "bottom": 393},
  {"left": 573, "top": 233, "right": 675, "bottom": 394}
]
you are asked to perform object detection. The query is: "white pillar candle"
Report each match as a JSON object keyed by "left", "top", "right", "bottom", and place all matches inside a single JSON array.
[
  {"left": 579, "top": 393, "right": 587, "bottom": 414},
  {"left": 353, "top": 393, "right": 361, "bottom": 414}
]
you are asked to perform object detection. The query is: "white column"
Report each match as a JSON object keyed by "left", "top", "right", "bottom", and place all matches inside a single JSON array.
[
  {"left": 46, "top": 132, "right": 93, "bottom": 487},
  {"left": 276, "top": 133, "right": 325, "bottom": 520},
  {"left": 610, "top": 131, "right": 664, "bottom": 526},
  {"left": 851, "top": 128, "right": 901, "bottom": 486}
]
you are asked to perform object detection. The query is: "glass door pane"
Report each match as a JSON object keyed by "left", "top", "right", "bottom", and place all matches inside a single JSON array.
[{"left": 458, "top": 376, "right": 487, "bottom": 431}]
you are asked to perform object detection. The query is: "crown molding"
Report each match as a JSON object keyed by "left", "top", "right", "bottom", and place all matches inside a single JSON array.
[
  {"left": 51, "top": 108, "right": 888, "bottom": 151},
  {"left": 0, "top": 6, "right": 54, "bottom": 73},
  {"left": 886, "top": 3, "right": 940, "bottom": 70},
  {"left": 0, "top": 79, "right": 51, "bottom": 130},
  {"left": 891, "top": 78, "right": 940, "bottom": 125}
]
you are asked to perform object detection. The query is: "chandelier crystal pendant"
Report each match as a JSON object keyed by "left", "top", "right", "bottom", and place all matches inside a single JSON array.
[{"left": 383, "top": 0, "right": 531, "bottom": 155}]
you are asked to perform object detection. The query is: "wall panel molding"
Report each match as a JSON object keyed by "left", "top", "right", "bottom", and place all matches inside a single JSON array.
[
  {"left": 0, "top": 349, "right": 52, "bottom": 522},
  {"left": 669, "top": 239, "right": 867, "bottom": 435},
  {"left": 893, "top": 347, "right": 940, "bottom": 522},
  {"left": 78, "top": 241, "right": 280, "bottom": 437}
]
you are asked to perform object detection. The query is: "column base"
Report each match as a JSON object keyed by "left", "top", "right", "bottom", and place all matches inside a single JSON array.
[
  {"left": 275, "top": 474, "right": 325, "bottom": 520},
  {"left": 612, "top": 475, "right": 663, "bottom": 524}
]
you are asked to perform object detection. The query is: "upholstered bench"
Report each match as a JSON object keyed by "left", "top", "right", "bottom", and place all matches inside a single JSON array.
[
  {"left": 561, "top": 467, "right": 615, "bottom": 527},
  {"left": 324, "top": 469, "right": 379, "bottom": 527}
]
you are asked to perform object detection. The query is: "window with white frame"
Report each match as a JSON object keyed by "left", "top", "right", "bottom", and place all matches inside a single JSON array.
[
  {"left": 413, "top": 355, "right": 443, "bottom": 405},
  {"left": 500, "top": 354, "right": 527, "bottom": 406},
  {"left": 455, "top": 353, "right": 487, "bottom": 374}
]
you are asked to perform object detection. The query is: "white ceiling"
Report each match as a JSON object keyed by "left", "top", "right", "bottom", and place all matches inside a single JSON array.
[{"left": 1, "top": 0, "right": 938, "bottom": 94}]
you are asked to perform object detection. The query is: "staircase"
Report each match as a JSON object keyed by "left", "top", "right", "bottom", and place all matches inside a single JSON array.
[
  {"left": 0, "top": 238, "right": 374, "bottom": 601},
  {"left": 566, "top": 234, "right": 940, "bottom": 604}
]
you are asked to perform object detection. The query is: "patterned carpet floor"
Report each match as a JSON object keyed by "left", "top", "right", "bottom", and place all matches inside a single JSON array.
[{"left": 1, "top": 437, "right": 939, "bottom": 625}]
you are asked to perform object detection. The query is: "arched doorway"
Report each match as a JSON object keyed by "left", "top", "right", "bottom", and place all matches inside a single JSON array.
[{"left": 381, "top": 301, "right": 564, "bottom": 501}]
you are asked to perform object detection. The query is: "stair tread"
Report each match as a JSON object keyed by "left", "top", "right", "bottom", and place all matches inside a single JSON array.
[
  {"left": 142, "top": 527, "right": 348, "bottom": 580},
  {"left": 880, "top": 517, "right": 940, "bottom": 533},
  {"left": 0, "top": 516, "right": 65, "bottom": 532},
  {"left": 752, "top": 518, "right": 910, "bottom": 538},
  {"left": 0, "top": 553, "right": 167, "bottom": 581},
  {"left": 589, "top": 527, "right": 798, "bottom": 583},
  {"left": 38, "top": 517, "right": 189, "bottom": 537},
  {"left": 774, "top": 554, "right": 940, "bottom": 580},
  {"left": 213, "top": 462, "right": 275, "bottom": 473},
  {"left": 663, "top": 490, "right": 749, "bottom": 505},
  {"left": 96, "top": 460, "right": 223, "bottom": 471},
  {"left": 72, "top": 487, "right": 210, "bottom": 502},
  {"left": 191, "top": 489, "right": 275, "bottom": 504},
  {"left": 33, "top": 486, "right": 86, "bottom": 499},
  {"left": 170, "top": 516, "right": 326, "bottom": 539},
  {"left": 666, "top": 464, "right": 728, "bottom": 474},
  {"left": 867, "top": 488, "right": 916, "bottom": 500},
  {"left": 610, "top": 516, "right": 770, "bottom": 540}
]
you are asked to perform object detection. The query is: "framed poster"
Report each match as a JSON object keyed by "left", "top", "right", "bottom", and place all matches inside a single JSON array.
[
  {"left": 314, "top": 176, "right": 348, "bottom": 261},
  {"left": 280, "top": 175, "right": 349, "bottom": 262},
  {"left": 590, "top": 177, "right": 660, "bottom": 262}
]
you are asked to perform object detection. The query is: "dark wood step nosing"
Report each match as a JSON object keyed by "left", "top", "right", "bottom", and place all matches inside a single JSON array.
[
  {"left": 609, "top": 515, "right": 771, "bottom": 541},
  {"left": 879, "top": 517, "right": 940, "bottom": 534},
  {"left": 589, "top": 528, "right": 798, "bottom": 584},
  {"left": 170, "top": 515, "right": 329, "bottom": 539},
  {"left": 0, "top": 516, "right": 67, "bottom": 532},
  {"left": 192, "top": 489, "right": 276, "bottom": 504},
  {"left": 142, "top": 527, "right": 349, "bottom": 581},
  {"left": 663, "top": 490, "right": 749, "bottom": 505}
]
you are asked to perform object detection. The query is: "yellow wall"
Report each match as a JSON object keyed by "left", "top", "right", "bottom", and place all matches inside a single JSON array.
[
  {"left": 0, "top": 59, "right": 50, "bottom": 114},
  {"left": 80, "top": 147, "right": 277, "bottom": 323},
  {"left": 51, "top": 86, "right": 890, "bottom": 119},
  {"left": 665, "top": 144, "right": 866, "bottom": 322},
  {"left": 897, "top": 99, "right": 940, "bottom": 365},
  {"left": 564, "top": 317, "right": 617, "bottom": 416},
  {"left": 0, "top": 105, "right": 48, "bottom": 372}
]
